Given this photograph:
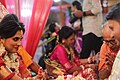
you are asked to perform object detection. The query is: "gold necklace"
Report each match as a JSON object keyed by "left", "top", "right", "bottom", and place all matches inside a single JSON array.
[
  {"left": 0, "top": 43, "right": 19, "bottom": 74},
  {"left": 61, "top": 44, "right": 75, "bottom": 61}
]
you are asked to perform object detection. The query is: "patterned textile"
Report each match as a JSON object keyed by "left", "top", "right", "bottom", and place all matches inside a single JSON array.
[
  {"left": 0, "top": 2, "right": 8, "bottom": 22},
  {"left": 99, "top": 43, "right": 118, "bottom": 71},
  {"left": 18, "top": 46, "right": 33, "bottom": 67},
  {"left": 0, "top": 43, "right": 31, "bottom": 78},
  {"left": 0, "top": 43, "right": 47, "bottom": 80},
  {"left": 74, "top": 31, "right": 82, "bottom": 56},
  {"left": 45, "top": 44, "right": 95, "bottom": 80},
  {"left": 109, "top": 50, "right": 120, "bottom": 80}
]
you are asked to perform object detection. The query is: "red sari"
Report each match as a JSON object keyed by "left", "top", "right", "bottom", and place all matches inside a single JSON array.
[{"left": 45, "top": 44, "right": 95, "bottom": 79}]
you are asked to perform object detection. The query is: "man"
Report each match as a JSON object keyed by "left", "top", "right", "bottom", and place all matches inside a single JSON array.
[
  {"left": 98, "top": 22, "right": 119, "bottom": 79},
  {"left": 103, "top": 2, "right": 120, "bottom": 79},
  {"left": 74, "top": 0, "right": 103, "bottom": 58}
]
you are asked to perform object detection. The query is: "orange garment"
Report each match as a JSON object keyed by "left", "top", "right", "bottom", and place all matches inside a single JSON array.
[
  {"left": 18, "top": 46, "right": 33, "bottom": 67},
  {"left": 98, "top": 43, "right": 117, "bottom": 71}
]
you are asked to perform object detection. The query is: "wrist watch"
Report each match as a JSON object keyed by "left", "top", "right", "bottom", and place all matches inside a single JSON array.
[{"left": 83, "top": 12, "right": 86, "bottom": 16}]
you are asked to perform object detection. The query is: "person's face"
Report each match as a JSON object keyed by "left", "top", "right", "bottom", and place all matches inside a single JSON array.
[
  {"left": 71, "top": 5, "right": 76, "bottom": 12},
  {"left": 107, "top": 20, "right": 120, "bottom": 43},
  {"left": 64, "top": 33, "right": 75, "bottom": 47},
  {"left": 103, "top": 21, "right": 120, "bottom": 50},
  {"left": 2, "top": 30, "right": 23, "bottom": 53},
  {"left": 103, "top": 38, "right": 119, "bottom": 51},
  {"left": 55, "top": 26, "right": 60, "bottom": 33}
]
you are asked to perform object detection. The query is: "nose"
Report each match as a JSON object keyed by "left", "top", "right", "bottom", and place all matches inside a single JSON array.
[
  {"left": 17, "top": 40, "right": 22, "bottom": 46},
  {"left": 110, "top": 33, "right": 114, "bottom": 39}
]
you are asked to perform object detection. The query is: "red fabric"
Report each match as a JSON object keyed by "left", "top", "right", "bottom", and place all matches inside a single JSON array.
[
  {"left": 18, "top": 0, "right": 34, "bottom": 48},
  {"left": 0, "top": 57, "right": 5, "bottom": 67},
  {"left": 5, "top": 0, "right": 33, "bottom": 48},
  {"left": 5, "top": 0, "right": 17, "bottom": 14},
  {"left": 0, "top": 0, "right": 6, "bottom": 8},
  {"left": 25, "top": 0, "right": 53, "bottom": 57},
  {"left": 50, "top": 45, "right": 81, "bottom": 67},
  {"left": 3, "top": 72, "right": 15, "bottom": 80},
  {"left": 50, "top": 45, "right": 74, "bottom": 71},
  {"left": 5, "top": 0, "right": 53, "bottom": 57},
  {"left": 98, "top": 43, "right": 118, "bottom": 71}
]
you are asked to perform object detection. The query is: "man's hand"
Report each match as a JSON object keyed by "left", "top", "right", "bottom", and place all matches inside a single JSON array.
[
  {"left": 105, "top": 52, "right": 116, "bottom": 66},
  {"left": 74, "top": 10, "right": 83, "bottom": 18}
]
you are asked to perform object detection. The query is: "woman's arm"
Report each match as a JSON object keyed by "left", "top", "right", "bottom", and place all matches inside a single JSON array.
[
  {"left": 79, "top": 56, "right": 97, "bottom": 64},
  {"left": 29, "top": 61, "right": 40, "bottom": 74},
  {"left": 11, "top": 74, "right": 22, "bottom": 80},
  {"left": 68, "top": 66, "right": 82, "bottom": 74},
  {"left": 79, "top": 58, "right": 89, "bottom": 64}
]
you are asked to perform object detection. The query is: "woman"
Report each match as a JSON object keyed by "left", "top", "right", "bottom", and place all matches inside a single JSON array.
[
  {"left": 0, "top": 14, "right": 46, "bottom": 80},
  {"left": 45, "top": 26, "right": 98, "bottom": 79},
  {"left": 70, "top": 1, "right": 83, "bottom": 57},
  {"left": 46, "top": 22, "right": 60, "bottom": 53}
]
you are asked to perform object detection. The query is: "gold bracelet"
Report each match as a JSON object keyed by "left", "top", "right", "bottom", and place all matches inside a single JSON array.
[
  {"left": 80, "top": 65, "right": 84, "bottom": 70},
  {"left": 88, "top": 57, "right": 91, "bottom": 63}
]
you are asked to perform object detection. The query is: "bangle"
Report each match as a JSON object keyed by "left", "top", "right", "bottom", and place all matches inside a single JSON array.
[
  {"left": 0, "top": 57, "right": 6, "bottom": 67},
  {"left": 3, "top": 72, "right": 15, "bottom": 80},
  {"left": 80, "top": 65, "right": 85, "bottom": 70},
  {"left": 88, "top": 57, "right": 92, "bottom": 63},
  {"left": 83, "top": 12, "right": 86, "bottom": 16}
]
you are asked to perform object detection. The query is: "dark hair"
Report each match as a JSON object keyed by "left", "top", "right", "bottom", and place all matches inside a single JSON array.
[
  {"left": 58, "top": 26, "right": 75, "bottom": 43},
  {"left": 72, "top": 1, "right": 82, "bottom": 11},
  {"left": 106, "top": 2, "right": 120, "bottom": 23},
  {"left": 70, "top": 1, "right": 83, "bottom": 31},
  {"left": 0, "top": 14, "right": 25, "bottom": 39},
  {"left": 49, "top": 22, "right": 56, "bottom": 33}
]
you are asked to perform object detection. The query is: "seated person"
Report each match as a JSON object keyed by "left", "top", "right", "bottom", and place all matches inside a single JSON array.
[
  {"left": 0, "top": 14, "right": 46, "bottom": 80},
  {"left": 45, "top": 26, "right": 98, "bottom": 79},
  {"left": 48, "top": 22, "right": 60, "bottom": 37},
  {"left": 18, "top": 46, "right": 46, "bottom": 77},
  {"left": 98, "top": 22, "right": 119, "bottom": 79},
  {"left": 46, "top": 22, "right": 60, "bottom": 53}
]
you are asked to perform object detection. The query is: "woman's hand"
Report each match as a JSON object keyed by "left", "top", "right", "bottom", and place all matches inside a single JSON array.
[
  {"left": 89, "top": 52, "right": 100, "bottom": 64},
  {"left": 93, "top": 52, "right": 100, "bottom": 63},
  {"left": 85, "top": 64, "right": 98, "bottom": 70},
  {"left": 36, "top": 67, "right": 48, "bottom": 80}
]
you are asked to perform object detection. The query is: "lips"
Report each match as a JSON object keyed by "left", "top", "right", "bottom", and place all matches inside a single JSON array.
[{"left": 14, "top": 46, "right": 19, "bottom": 51}]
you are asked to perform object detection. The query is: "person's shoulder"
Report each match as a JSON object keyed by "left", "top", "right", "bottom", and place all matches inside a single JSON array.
[
  {"left": 54, "top": 44, "right": 66, "bottom": 52},
  {"left": 55, "top": 44, "right": 64, "bottom": 49}
]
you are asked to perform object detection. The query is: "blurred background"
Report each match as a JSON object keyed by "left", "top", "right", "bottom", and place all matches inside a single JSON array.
[{"left": 46, "top": 0, "right": 120, "bottom": 27}]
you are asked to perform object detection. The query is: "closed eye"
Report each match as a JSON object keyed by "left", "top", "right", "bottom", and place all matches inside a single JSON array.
[{"left": 109, "top": 26, "right": 113, "bottom": 30}]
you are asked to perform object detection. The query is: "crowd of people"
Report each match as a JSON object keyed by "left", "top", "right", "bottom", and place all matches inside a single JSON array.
[{"left": 0, "top": 0, "right": 120, "bottom": 80}]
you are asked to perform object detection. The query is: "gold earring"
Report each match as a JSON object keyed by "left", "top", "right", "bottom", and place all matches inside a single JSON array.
[
  {"left": 62, "top": 40, "right": 65, "bottom": 43},
  {"left": 0, "top": 39, "right": 4, "bottom": 44}
]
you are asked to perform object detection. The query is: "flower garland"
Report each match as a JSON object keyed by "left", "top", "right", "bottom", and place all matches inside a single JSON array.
[
  {"left": 56, "top": 75, "right": 86, "bottom": 80},
  {"left": 0, "top": 43, "right": 20, "bottom": 74},
  {"left": 0, "top": 2, "right": 9, "bottom": 22},
  {"left": 61, "top": 44, "right": 75, "bottom": 62}
]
